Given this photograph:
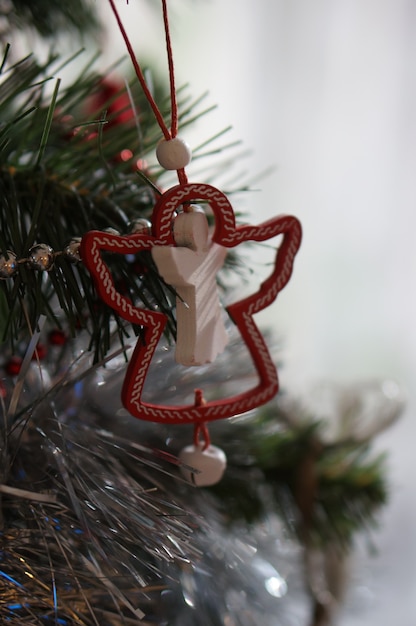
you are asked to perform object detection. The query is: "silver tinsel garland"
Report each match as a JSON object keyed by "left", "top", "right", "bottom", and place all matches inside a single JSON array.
[{"left": 0, "top": 332, "right": 310, "bottom": 625}]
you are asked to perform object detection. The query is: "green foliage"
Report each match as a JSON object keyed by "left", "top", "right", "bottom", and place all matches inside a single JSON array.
[
  {"left": 209, "top": 405, "right": 388, "bottom": 548},
  {"left": 0, "top": 46, "right": 245, "bottom": 358},
  {"left": 0, "top": 0, "right": 100, "bottom": 40},
  {"left": 0, "top": 48, "right": 161, "bottom": 357}
]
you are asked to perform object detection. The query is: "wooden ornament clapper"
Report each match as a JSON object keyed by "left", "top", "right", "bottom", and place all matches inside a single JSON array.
[{"left": 80, "top": 0, "right": 302, "bottom": 486}]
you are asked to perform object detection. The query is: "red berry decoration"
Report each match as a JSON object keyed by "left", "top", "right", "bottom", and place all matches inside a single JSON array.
[
  {"left": 48, "top": 329, "right": 68, "bottom": 346},
  {"left": 87, "top": 78, "right": 135, "bottom": 130},
  {"left": 5, "top": 355, "right": 23, "bottom": 377},
  {"left": 32, "top": 343, "right": 47, "bottom": 361}
]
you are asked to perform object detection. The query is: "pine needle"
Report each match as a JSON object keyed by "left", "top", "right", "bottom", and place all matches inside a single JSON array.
[{"left": 36, "top": 77, "right": 61, "bottom": 166}]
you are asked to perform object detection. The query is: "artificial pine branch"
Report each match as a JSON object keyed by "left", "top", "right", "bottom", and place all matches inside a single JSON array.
[
  {"left": 209, "top": 404, "right": 388, "bottom": 548},
  {"left": 0, "top": 47, "right": 247, "bottom": 358},
  {"left": 0, "top": 0, "right": 100, "bottom": 41}
]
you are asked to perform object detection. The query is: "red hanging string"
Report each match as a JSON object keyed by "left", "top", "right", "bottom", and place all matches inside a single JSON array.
[
  {"left": 108, "top": 0, "right": 188, "bottom": 184},
  {"left": 161, "top": 0, "right": 178, "bottom": 139},
  {"left": 108, "top": 0, "right": 171, "bottom": 140},
  {"left": 193, "top": 422, "right": 211, "bottom": 451},
  {"left": 108, "top": 0, "right": 188, "bottom": 186},
  {"left": 193, "top": 391, "right": 210, "bottom": 450}
]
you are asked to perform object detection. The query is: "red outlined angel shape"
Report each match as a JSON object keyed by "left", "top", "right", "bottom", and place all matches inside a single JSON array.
[{"left": 80, "top": 183, "right": 302, "bottom": 424}]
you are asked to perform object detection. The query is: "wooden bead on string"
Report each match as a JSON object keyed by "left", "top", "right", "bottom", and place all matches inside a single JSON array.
[
  {"left": 156, "top": 137, "right": 192, "bottom": 170},
  {"left": 172, "top": 205, "right": 207, "bottom": 249},
  {"left": 179, "top": 443, "right": 227, "bottom": 487}
]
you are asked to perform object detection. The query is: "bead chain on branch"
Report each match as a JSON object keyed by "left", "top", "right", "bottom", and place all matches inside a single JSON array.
[{"left": 0, "top": 219, "right": 152, "bottom": 279}]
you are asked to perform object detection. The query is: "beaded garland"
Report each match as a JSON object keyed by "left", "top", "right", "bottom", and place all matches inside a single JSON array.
[
  {"left": 0, "top": 238, "right": 82, "bottom": 278},
  {"left": 0, "top": 218, "right": 153, "bottom": 279}
]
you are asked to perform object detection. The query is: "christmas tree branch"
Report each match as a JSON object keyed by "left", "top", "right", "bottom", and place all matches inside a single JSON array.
[
  {"left": 0, "top": 49, "right": 249, "bottom": 358},
  {"left": 209, "top": 405, "right": 388, "bottom": 548},
  {"left": 0, "top": 0, "right": 100, "bottom": 41}
]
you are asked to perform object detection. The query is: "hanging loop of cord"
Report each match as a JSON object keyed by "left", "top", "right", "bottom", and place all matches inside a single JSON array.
[{"left": 108, "top": 0, "right": 190, "bottom": 185}]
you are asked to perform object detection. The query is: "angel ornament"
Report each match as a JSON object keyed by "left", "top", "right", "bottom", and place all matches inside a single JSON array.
[
  {"left": 81, "top": 180, "right": 301, "bottom": 486},
  {"left": 82, "top": 0, "right": 302, "bottom": 486}
]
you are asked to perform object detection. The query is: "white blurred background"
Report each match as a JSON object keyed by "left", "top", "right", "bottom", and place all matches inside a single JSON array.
[{"left": 99, "top": 1, "right": 416, "bottom": 623}]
